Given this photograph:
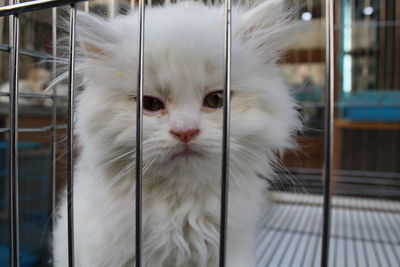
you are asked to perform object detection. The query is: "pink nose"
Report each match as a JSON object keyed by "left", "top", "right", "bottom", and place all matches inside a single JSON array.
[{"left": 170, "top": 128, "right": 200, "bottom": 144}]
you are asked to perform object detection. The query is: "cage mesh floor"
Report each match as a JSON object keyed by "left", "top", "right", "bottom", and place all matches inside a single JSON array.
[{"left": 257, "top": 193, "right": 400, "bottom": 267}]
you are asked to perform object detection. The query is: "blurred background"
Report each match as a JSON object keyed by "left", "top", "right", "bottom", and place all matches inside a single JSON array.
[{"left": 0, "top": 0, "right": 399, "bottom": 266}]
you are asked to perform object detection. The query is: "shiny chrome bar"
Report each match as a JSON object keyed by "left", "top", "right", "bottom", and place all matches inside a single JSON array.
[
  {"left": 67, "top": 4, "right": 77, "bottom": 267},
  {"left": 219, "top": 0, "right": 231, "bottom": 266},
  {"left": 0, "top": 0, "right": 85, "bottom": 16},
  {"left": 0, "top": 125, "right": 67, "bottom": 133},
  {"left": 108, "top": 0, "right": 115, "bottom": 18},
  {"left": 51, "top": 6, "right": 58, "bottom": 243},
  {"left": 0, "top": 92, "right": 66, "bottom": 99},
  {"left": 0, "top": 43, "right": 53, "bottom": 59},
  {"left": 83, "top": 1, "right": 89, "bottom": 12},
  {"left": 321, "top": 0, "right": 335, "bottom": 266},
  {"left": 135, "top": 0, "right": 145, "bottom": 265},
  {"left": 9, "top": 0, "right": 20, "bottom": 266}
]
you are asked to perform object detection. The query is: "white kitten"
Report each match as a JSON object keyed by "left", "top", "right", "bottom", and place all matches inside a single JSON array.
[{"left": 53, "top": 1, "right": 299, "bottom": 266}]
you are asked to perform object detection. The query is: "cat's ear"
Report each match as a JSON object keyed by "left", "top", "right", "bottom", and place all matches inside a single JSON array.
[
  {"left": 236, "top": 0, "right": 298, "bottom": 60},
  {"left": 76, "top": 11, "right": 119, "bottom": 59}
]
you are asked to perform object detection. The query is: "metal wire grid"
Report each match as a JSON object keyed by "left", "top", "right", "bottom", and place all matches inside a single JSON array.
[
  {"left": 258, "top": 193, "right": 400, "bottom": 267},
  {"left": 0, "top": 0, "right": 334, "bottom": 267}
]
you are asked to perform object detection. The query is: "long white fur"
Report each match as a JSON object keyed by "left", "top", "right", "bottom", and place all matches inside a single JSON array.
[{"left": 53, "top": 1, "right": 300, "bottom": 266}]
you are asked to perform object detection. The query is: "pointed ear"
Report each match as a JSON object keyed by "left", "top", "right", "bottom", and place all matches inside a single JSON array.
[
  {"left": 236, "top": 0, "right": 299, "bottom": 60},
  {"left": 76, "top": 11, "right": 119, "bottom": 58}
]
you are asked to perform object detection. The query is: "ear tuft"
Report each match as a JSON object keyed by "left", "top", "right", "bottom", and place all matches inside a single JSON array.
[
  {"left": 76, "top": 11, "right": 119, "bottom": 59},
  {"left": 236, "top": 0, "right": 301, "bottom": 61}
]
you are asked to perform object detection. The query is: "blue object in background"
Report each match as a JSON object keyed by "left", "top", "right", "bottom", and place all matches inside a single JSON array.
[
  {"left": 0, "top": 141, "right": 51, "bottom": 266},
  {"left": 0, "top": 246, "right": 38, "bottom": 267},
  {"left": 340, "top": 90, "right": 400, "bottom": 122}
]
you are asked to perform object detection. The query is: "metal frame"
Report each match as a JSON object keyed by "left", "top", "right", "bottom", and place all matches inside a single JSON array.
[
  {"left": 0, "top": 0, "right": 335, "bottom": 266},
  {"left": 0, "top": 0, "right": 85, "bottom": 16},
  {"left": 8, "top": 1, "right": 20, "bottom": 266},
  {"left": 135, "top": 0, "right": 145, "bottom": 265},
  {"left": 321, "top": 0, "right": 335, "bottom": 266},
  {"left": 51, "top": 6, "right": 58, "bottom": 243},
  {"left": 219, "top": 0, "right": 232, "bottom": 266},
  {"left": 0, "top": 43, "right": 53, "bottom": 59},
  {"left": 66, "top": 4, "right": 77, "bottom": 267}
]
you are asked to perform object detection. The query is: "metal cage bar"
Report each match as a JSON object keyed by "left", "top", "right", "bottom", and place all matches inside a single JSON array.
[
  {"left": 135, "top": 0, "right": 145, "bottom": 266},
  {"left": 51, "top": 6, "right": 58, "bottom": 251},
  {"left": 0, "top": 92, "right": 66, "bottom": 99},
  {"left": 0, "top": 0, "right": 85, "bottom": 16},
  {"left": 67, "top": 4, "right": 77, "bottom": 267},
  {"left": 321, "top": 0, "right": 335, "bottom": 266},
  {"left": 0, "top": 125, "right": 67, "bottom": 133},
  {"left": 219, "top": 0, "right": 232, "bottom": 266},
  {"left": 8, "top": 0, "right": 20, "bottom": 266},
  {"left": 84, "top": 1, "right": 89, "bottom": 13},
  {"left": 0, "top": 43, "right": 53, "bottom": 59}
]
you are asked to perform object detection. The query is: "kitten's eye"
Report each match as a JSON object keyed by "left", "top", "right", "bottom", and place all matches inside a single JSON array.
[
  {"left": 143, "top": 96, "right": 165, "bottom": 112},
  {"left": 203, "top": 91, "right": 223, "bottom": 109}
]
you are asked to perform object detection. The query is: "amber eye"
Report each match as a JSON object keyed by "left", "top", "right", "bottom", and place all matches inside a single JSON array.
[
  {"left": 203, "top": 91, "right": 223, "bottom": 109},
  {"left": 143, "top": 96, "right": 165, "bottom": 112}
]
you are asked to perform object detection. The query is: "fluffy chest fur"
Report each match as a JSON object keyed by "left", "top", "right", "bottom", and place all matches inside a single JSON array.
[{"left": 53, "top": 161, "right": 265, "bottom": 267}]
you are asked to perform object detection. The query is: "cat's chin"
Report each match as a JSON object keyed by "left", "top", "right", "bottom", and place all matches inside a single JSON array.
[{"left": 170, "top": 144, "right": 204, "bottom": 160}]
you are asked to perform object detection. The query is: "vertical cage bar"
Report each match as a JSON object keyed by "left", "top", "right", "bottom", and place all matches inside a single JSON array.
[
  {"left": 135, "top": 0, "right": 145, "bottom": 266},
  {"left": 67, "top": 4, "right": 77, "bottom": 267},
  {"left": 84, "top": 1, "right": 89, "bottom": 13},
  {"left": 108, "top": 0, "right": 115, "bottom": 18},
  {"left": 9, "top": 0, "right": 20, "bottom": 266},
  {"left": 51, "top": 6, "right": 57, "bottom": 237},
  {"left": 321, "top": 0, "right": 335, "bottom": 266},
  {"left": 219, "top": 0, "right": 231, "bottom": 266}
]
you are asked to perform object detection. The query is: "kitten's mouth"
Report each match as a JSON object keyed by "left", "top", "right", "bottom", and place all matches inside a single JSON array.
[{"left": 170, "top": 145, "right": 203, "bottom": 160}]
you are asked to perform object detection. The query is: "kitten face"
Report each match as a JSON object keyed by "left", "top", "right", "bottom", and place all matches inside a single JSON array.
[{"left": 74, "top": 1, "right": 299, "bottom": 183}]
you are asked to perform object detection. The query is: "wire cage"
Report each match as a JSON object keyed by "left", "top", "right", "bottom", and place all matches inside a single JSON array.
[{"left": 0, "top": 0, "right": 399, "bottom": 267}]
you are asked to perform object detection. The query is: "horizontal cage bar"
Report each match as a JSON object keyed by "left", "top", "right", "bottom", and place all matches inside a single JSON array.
[
  {"left": 0, "top": 92, "right": 67, "bottom": 99},
  {"left": 0, "top": 124, "right": 66, "bottom": 133},
  {"left": 0, "top": 0, "right": 86, "bottom": 17},
  {"left": 0, "top": 43, "right": 54, "bottom": 59}
]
